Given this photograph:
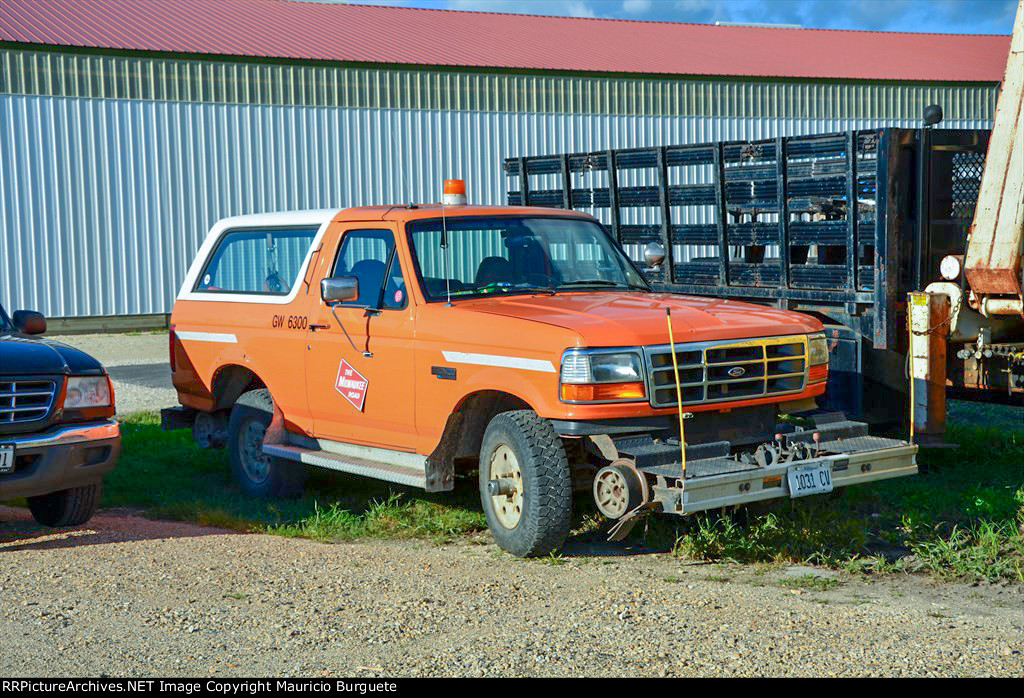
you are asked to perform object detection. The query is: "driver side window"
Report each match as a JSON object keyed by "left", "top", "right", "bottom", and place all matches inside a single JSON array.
[{"left": 332, "top": 230, "right": 407, "bottom": 309}]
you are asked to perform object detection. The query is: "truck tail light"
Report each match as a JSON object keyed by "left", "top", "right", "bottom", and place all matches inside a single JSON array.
[
  {"left": 169, "top": 324, "right": 178, "bottom": 373},
  {"left": 560, "top": 382, "right": 646, "bottom": 402}
]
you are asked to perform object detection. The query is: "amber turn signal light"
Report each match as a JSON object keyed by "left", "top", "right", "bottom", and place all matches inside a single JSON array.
[
  {"left": 560, "top": 382, "right": 646, "bottom": 402},
  {"left": 808, "top": 364, "right": 828, "bottom": 384}
]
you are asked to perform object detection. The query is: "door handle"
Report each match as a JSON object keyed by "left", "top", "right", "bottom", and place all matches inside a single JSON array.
[{"left": 310, "top": 323, "right": 330, "bottom": 331}]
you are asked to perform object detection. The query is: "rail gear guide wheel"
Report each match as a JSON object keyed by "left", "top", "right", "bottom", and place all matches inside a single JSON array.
[{"left": 593, "top": 459, "right": 648, "bottom": 520}]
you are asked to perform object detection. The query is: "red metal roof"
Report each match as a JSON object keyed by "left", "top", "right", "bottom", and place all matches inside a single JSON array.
[{"left": 0, "top": 0, "right": 1011, "bottom": 82}]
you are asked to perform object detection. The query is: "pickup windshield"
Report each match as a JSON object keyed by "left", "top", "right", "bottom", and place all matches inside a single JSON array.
[{"left": 407, "top": 216, "right": 650, "bottom": 302}]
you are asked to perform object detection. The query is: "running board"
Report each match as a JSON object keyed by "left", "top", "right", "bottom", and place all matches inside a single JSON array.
[{"left": 262, "top": 443, "right": 428, "bottom": 489}]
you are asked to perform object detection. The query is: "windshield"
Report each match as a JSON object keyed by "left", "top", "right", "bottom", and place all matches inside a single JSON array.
[
  {"left": 407, "top": 216, "right": 650, "bottom": 302},
  {"left": 0, "top": 303, "right": 10, "bottom": 331}
]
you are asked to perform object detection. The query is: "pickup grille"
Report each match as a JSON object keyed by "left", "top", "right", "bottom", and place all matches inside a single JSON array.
[
  {"left": 643, "top": 336, "right": 807, "bottom": 408},
  {"left": 0, "top": 378, "right": 58, "bottom": 425}
]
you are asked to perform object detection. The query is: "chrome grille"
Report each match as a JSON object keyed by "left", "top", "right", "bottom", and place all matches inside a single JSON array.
[
  {"left": 644, "top": 336, "right": 807, "bottom": 408},
  {"left": 0, "top": 378, "right": 58, "bottom": 425}
]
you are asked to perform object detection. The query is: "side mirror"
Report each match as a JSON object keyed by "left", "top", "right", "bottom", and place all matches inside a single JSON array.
[
  {"left": 923, "top": 104, "right": 943, "bottom": 127},
  {"left": 13, "top": 310, "right": 46, "bottom": 335},
  {"left": 321, "top": 276, "right": 359, "bottom": 304},
  {"left": 644, "top": 242, "right": 666, "bottom": 269}
]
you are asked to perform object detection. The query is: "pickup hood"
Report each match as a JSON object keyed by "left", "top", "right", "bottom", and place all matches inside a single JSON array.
[
  {"left": 0, "top": 331, "right": 105, "bottom": 376},
  {"left": 456, "top": 292, "right": 822, "bottom": 346}
]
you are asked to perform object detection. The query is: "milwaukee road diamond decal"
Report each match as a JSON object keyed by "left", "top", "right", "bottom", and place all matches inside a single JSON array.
[{"left": 335, "top": 359, "right": 368, "bottom": 412}]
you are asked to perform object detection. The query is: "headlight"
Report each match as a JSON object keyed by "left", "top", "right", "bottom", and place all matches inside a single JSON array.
[
  {"left": 808, "top": 333, "right": 829, "bottom": 366},
  {"left": 64, "top": 375, "right": 112, "bottom": 409},
  {"left": 560, "top": 350, "right": 646, "bottom": 402}
]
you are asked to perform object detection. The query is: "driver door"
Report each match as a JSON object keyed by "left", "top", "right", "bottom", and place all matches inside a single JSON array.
[{"left": 304, "top": 225, "right": 417, "bottom": 450}]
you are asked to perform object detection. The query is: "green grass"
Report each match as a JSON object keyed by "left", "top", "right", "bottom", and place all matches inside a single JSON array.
[
  {"left": 105, "top": 412, "right": 486, "bottom": 543},
  {"left": 106, "top": 407, "right": 1024, "bottom": 582},
  {"left": 778, "top": 574, "right": 841, "bottom": 591}
]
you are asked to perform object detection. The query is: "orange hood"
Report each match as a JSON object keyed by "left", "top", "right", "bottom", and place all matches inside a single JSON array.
[{"left": 454, "top": 292, "right": 822, "bottom": 347}]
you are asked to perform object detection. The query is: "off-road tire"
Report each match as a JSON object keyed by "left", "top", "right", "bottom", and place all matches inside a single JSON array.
[
  {"left": 228, "top": 389, "right": 307, "bottom": 498},
  {"left": 27, "top": 483, "right": 101, "bottom": 527},
  {"left": 479, "top": 410, "right": 572, "bottom": 557}
]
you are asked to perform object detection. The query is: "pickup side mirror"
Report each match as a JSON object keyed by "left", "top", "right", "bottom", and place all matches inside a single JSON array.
[
  {"left": 644, "top": 242, "right": 666, "bottom": 270},
  {"left": 321, "top": 277, "right": 359, "bottom": 304},
  {"left": 13, "top": 310, "right": 46, "bottom": 335}
]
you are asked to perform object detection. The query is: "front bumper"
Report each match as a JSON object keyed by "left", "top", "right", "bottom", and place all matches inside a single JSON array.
[
  {"left": 649, "top": 437, "right": 918, "bottom": 515},
  {"left": 0, "top": 420, "right": 121, "bottom": 500}
]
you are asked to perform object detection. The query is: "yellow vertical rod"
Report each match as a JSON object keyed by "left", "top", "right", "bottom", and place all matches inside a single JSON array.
[
  {"left": 908, "top": 295, "right": 915, "bottom": 444},
  {"left": 666, "top": 308, "right": 687, "bottom": 477}
]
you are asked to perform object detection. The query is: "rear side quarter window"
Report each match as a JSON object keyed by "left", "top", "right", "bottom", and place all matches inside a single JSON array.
[{"left": 196, "top": 227, "right": 319, "bottom": 295}]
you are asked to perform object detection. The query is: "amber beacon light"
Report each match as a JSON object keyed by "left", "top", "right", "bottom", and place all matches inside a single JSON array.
[{"left": 442, "top": 179, "right": 467, "bottom": 205}]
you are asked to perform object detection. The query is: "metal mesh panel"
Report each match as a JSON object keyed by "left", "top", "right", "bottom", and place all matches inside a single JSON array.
[{"left": 950, "top": 151, "right": 986, "bottom": 220}]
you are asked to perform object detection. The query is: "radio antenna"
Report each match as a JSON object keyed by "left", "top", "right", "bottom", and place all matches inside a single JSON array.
[
  {"left": 438, "top": 115, "right": 453, "bottom": 307},
  {"left": 441, "top": 191, "right": 452, "bottom": 307}
]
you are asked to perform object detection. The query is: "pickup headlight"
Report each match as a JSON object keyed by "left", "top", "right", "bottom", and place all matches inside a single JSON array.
[
  {"left": 807, "top": 333, "right": 829, "bottom": 385},
  {"left": 807, "top": 333, "right": 829, "bottom": 366},
  {"left": 560, "top": 349, "right": 646, "bottom": 402},
  {"left": 64, "top": 375, "right": 113, "bottom": 409}
]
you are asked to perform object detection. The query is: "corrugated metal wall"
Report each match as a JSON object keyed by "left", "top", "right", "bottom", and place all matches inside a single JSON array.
[
  {"left": 0, "top": 47, "right": 998, "bottom": 319},
  {"left": 0, "top": 48, "right": 999, "bottom": 120}
]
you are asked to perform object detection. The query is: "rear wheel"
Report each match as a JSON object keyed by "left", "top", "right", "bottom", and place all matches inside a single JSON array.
[
  {"left": 27, "top": 483, "right": 101, "bottom": 527},
  {"left": 227, "top": 389, "right": 306, "bottom": 498},
  {"left": 478, "top": 410, "right": 572, "bottom": 557}
]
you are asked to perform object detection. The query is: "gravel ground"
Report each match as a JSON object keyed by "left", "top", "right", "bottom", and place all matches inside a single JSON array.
[
  {"left": 0, "top": 506, "right": 1021, "bottom": 678},
  {"left": 55, "top": 332, "right": 176, "bottom": 416}
]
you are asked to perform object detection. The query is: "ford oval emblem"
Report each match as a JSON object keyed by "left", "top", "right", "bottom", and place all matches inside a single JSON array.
[{"left": 727, "top": 366, "right": 746, "bottom": 378}]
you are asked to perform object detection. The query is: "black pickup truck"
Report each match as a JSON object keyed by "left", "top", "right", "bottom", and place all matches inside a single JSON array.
[{"left": 0, "top": 302, "right": 120, "bottom": 526}]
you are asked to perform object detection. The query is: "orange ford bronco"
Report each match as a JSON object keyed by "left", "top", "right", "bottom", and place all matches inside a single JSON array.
[{"left": 163, "top": 183, "right": 916, "bottom": 556}]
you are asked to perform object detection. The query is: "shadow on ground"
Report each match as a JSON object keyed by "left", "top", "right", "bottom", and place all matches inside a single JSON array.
[{"left": 0, "top": 505, "right": 241, "bottom": 552}]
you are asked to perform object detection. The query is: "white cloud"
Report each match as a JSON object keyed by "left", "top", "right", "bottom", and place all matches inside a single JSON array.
[
  {"left": 447, "top": 0, "right": 597, "bottom": 17},
  {"left": 622, "top": 0, "right": 652, "bottom": 14}
]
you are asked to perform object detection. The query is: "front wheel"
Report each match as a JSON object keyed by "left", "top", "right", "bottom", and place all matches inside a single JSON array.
[
  {"left": 27, "top": 483, "right": 101, "bottom": 527},
  {"left": 478, "top": 410, "right": 572, "bottom": 557},
  {"left": 227, "top": 389, "right": 307, "bottom": 498}
]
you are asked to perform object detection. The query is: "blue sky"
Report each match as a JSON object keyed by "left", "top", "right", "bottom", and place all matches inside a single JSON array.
[{"left": 319, "top": 0, "right": 1017, "bottom": 34}]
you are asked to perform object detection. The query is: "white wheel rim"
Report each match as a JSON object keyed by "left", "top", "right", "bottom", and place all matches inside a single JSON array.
[
  {"left": 594, "top": 468, "right": 630, "bottom": 518},
  {"left": 488, "top": 444, "right": 523, "bottom": 529}
]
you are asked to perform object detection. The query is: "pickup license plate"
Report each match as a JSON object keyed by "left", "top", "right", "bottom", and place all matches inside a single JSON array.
[
  {"left": 0, "top": 445, "right": 14, "bottom": 474},
  {"left": 788, "top": 462, "right": 833, "bottom": 498}
]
